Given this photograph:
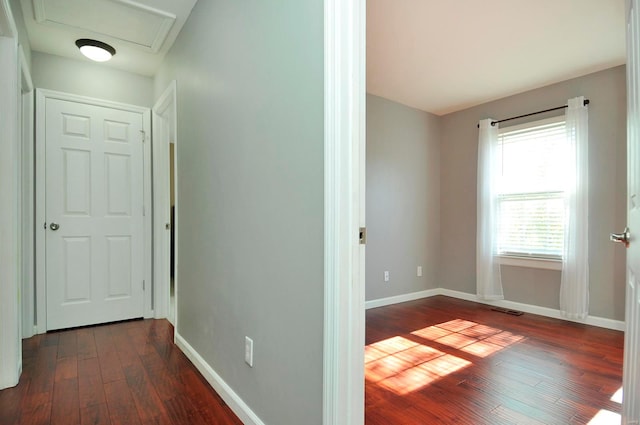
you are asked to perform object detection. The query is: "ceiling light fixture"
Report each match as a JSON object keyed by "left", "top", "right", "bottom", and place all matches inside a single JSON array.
[{"left": 75, "top": 39, "right": 116, "bottom": 62}]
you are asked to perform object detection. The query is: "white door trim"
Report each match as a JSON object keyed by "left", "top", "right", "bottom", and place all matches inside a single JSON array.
[
  {"left": 623, "top": 0, "right": 639, "bottom": 422},
  {"left": 323, "top": 0, "right": 366, "bottom": 423},
  {"left": 152, "top": 80, "right": 177, "bottom": 324},
  {"left": 19, "top": 44, "right": 35, "bottom": 339},
  {"left": 35, "top": 89, "right": 153, "bottom": 333}
]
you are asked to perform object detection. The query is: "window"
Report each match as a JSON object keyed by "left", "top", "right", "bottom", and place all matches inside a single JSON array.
[{"left": 496, "top": 116, "right": 568, "bottom": 259}]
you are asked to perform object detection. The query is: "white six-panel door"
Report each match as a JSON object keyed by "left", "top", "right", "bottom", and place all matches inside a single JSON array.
[{"left": 44, "top": 97, "right": 145, "bottom": 330}]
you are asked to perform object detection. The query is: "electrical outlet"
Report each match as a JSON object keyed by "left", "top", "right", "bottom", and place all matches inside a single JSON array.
[
  {"left": 384, "top": 271, "right": 390, "bottom": 282},
  {"left": 245, "top": 336, "right": 254, "bottom": 367},
  {"left": 417, "top": 266, "right": 423, "bottom": 277}
]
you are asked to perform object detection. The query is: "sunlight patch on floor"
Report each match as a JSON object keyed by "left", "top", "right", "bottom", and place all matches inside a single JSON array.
[
  {"left": 378, "top": 354, "right": 471, "bottom": 395},
  {"left": 611, "top": 387, "right": 623, "bottom": 404},
  {"left": 365, "top": 319, "right": 525, "bottom": 395},
  {"left": 365, "top": 335, "right": 471, "bottom": 395},
  {"left": 587, "top": 409, "right": 621, "bottom": 425},
  {"left": 411, "top": 320, "right": 525, "bottom": 357}
]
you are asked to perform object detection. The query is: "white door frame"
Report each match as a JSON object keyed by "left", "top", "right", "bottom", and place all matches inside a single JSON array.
[
  {"left": 323, "top": 0, "right": 366, "bottom": 423},
  {"left": 624, "top": 0, "right": 640, "bottom": 422},
  {"left": 152, "top": 80, "right": 177, "bottom": 324},
  {"left": 35, "top": 89, "right": 153, "bottom": 333},
  {"left": 0, "top": 0, "right": 21, "bottom": 390},
  {"left": 19, "top": 45, "right": 35, "bottom": 339}
]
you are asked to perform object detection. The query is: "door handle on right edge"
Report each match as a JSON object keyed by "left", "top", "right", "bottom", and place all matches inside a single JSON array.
[{"left": 610, "top": 227, "right": 630, "bottom": 247}]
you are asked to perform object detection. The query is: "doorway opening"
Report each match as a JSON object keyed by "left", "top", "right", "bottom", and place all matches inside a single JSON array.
[
  {"left": 152, "top": 80, "right": 178, "bottom": 326},
  {"left": 168, "top": 141, "right": 176, "bottom": 324}
]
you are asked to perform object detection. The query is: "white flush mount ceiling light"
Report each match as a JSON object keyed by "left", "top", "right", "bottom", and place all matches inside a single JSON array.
[{"left": 75, "top": 39, "right": 116, "bottom": 62}]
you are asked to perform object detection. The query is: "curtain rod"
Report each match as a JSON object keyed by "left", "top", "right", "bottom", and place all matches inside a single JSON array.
[{"left": 476, "top": 99, "right": 590, "bottom": 128}]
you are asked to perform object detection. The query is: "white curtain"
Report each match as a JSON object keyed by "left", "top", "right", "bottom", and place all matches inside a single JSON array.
[
  {"left": 560, "top": 96, "right": 589, "bottom": 319},
  {"left": 477, "top": 118, "right": 504, "bottom": 300}
]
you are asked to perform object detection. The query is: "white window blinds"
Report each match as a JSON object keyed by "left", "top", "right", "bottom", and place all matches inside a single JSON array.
[{"left": 497, "top": 117, "right": 568, "bottom": 258}]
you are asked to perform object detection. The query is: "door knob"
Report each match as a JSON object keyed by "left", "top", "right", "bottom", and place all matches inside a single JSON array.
[
  {"left": 49, "top": 222, "right": 60, "bottom": 231},
  {"left": 610, "top": 227, "right": 630, "bottom": 247}
]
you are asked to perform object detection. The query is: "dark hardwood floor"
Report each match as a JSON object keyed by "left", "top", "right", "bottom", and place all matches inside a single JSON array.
[
  {"left": 1, "top": 296, "right": 625, "bottom": 424},
  {"left": 366, "top": 296, "right": 624, "bottom": 425},
  {"left": 0, "top": 319, "right": 242, "bottom": 425}
]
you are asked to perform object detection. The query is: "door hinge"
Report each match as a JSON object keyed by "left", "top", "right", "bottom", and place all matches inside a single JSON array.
[
  {"left": 140, "top": 130, "right": 146, "bottom": 143},
  {"left": 143, "top": 280, "right": 145, "bottom": 291},
  {"left": 143, "top": 205, "right": 146, "bottom": 216},
  {"left": 359, "top": 227, "right": 367, "bottom": 245}
]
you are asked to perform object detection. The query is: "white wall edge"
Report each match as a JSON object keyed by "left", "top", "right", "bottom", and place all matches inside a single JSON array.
[
  {"left": 365, "top": 289, "right": 440, "bottom": 310},
  {"left": 20, "top": 54, "right": 35, "bottom": 339},
  {"left": 365, "top": 288, "right": 625, "bottom": 332},
  {"left": 18, "top": 46, "right": 32, "bottom": 93},
  {"left": 0, "top": 29, "right": 20, "bottom": 390},
  {"left": 175, "top": 332, "right": 265, "bottom": 425}
]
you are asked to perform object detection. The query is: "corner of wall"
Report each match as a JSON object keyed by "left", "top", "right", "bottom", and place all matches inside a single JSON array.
[{"left": 175, "top": 332, "right": 266, "bottom": 425}]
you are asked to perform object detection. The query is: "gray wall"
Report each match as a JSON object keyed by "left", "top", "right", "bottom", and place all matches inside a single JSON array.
[
  {"left": 154, "top": 1, "right": 324, "bottom": 424},
  {"left": 31, "top": 52, "right": 153, "bottom": 107},
  {"left": 440, "top": 65, "right": 627, "bottom": 320},
  {"left": 366, "top": 94, "right": 441, "bottom": 301}
]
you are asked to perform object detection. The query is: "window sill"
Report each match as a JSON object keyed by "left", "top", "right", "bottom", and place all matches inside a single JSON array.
[{"left": 499, "top": 255, "right": 562, "bottom": 271}]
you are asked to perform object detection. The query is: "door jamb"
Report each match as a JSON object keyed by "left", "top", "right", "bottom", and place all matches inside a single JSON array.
[
  {"left": 151, "top": 80, "right": 177, "bottom": 324},
  {"left": 323, "top": 0, "right": 366, "bottom": 423},
  {"left": 19, "top": 45, "right": 35, "bottom": 339},
  {"left": 35, "top": 89, "right": 153, "bottom": 333}
]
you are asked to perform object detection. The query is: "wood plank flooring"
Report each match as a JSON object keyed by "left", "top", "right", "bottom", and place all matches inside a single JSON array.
[
  {"left": 365, "top": 296, "right": 624, "bottom": 425},
  {"left": 1, "top": 296, "right": 626, "bottom": 424},
  {"left": 0, "top": 319, "right": 242, "bottom": 425}
]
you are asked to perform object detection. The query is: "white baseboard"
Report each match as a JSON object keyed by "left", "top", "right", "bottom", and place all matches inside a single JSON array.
[
  {"left": 365, "top": 288, "right": 625, "bottom": 331},
  {"left": 175, "top": 332, "right": 266, "bottom": 425},
  {"left": 365, "top": 288, "right": 440, "bottom": 310},
  {"left": 174, "top": 288, "right": 623, "bottom": 425},
  {"left": 438, "top": 289, "right": 625, "bottom": 331}
]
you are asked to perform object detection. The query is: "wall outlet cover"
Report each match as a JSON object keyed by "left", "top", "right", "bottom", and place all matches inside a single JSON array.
[{"left": 245, "top": 336, "right": 254, "bottom": 367}]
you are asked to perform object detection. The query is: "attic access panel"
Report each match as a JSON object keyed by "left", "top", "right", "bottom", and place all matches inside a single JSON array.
[{"left": 32, "top": 0, "right": 175, "bottom": 52}]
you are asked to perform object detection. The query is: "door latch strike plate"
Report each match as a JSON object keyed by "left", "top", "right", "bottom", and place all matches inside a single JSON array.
[{"left": 359, "top": 227, "right": 366, "bottom": 245}]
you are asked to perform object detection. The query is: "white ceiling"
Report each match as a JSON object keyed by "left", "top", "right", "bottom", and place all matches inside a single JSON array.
[
  {"left": 367, "top": 0, "right": 627, "bottom": 115},
  {"left": 20, "top": 0, "right": 627, "bottom": 103},
  {"left": 20, "top": 0, "right": 198, "bottom": 76}
]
